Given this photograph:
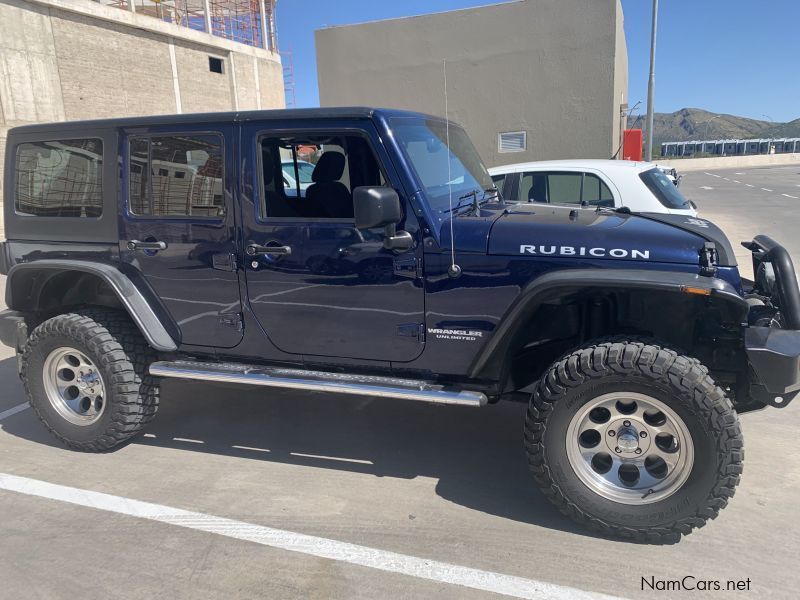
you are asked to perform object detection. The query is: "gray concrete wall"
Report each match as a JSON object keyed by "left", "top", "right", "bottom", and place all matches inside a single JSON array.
[
  {"left": 0, "top": 0, "right": 285, "bottom": 205},
  {"left": 658, "top": 153, "right": 800, "bottom": 172},
  {"left": 316, "top": 0, "right": 627, "bottom": 168}
]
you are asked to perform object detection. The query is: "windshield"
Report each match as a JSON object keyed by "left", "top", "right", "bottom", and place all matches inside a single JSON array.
[
  {"left": 390, "top": 117, "right": 494, "bottom": 218},
  {"left": 639, "top": 167, "right": 691, "bottom": 209},
  {"left": 282, "top": 161, "right": 315, "bottom": 184}
]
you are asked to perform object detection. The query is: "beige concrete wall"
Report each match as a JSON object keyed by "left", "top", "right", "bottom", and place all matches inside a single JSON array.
[
  {"left": 52, "top": 11, "right": 178, "bottom": 119},
  {"left": 0, "top": 0, "right": 285, "bottom": 202},
  {"left": 316, "top": 0, "right": 627, "bottom": 168},
  {"left": 174, "top": 39, "right": 232, "bottom": 114},
  {"left": 659, "top": 154, "right": 800, "bottom": 172}
]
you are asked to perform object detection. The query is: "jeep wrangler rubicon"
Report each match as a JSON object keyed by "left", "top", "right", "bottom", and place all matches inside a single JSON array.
[{"left": 2, "top": 108, "right": 798, "bottom": 543}]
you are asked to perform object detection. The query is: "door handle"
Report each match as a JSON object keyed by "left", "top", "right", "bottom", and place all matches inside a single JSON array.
[
  {"left": 246, "top": 244, "right": 292, "bottom": 256},
  {"left": 127, "top": 240, "right": 167, "bottom": 252}
]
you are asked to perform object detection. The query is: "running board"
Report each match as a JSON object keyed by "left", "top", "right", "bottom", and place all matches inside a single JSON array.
[{"left": 149, "top": 360, "right": 487, "bottom": 407}]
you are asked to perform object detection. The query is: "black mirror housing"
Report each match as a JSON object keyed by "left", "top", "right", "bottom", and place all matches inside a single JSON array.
[{"left": 353, "top": 186, "right": 402, "bottom": 230}]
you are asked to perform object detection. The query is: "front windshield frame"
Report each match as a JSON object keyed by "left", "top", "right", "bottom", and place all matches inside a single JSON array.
[{"left": 389, "top": 117, "right": 494, "bottom": 222}]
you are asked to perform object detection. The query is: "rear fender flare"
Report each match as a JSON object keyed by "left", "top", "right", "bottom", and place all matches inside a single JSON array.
[{"left": 6, "top": 260, "right": 178, "bottom": 352}]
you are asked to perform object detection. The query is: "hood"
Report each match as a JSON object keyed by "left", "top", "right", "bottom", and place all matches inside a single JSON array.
[
  {"left": 636, "top": 212, "right": 737, "bottom": 266},
  {"left": 482, "top": 204, "right": 712, "bottom": 265}
]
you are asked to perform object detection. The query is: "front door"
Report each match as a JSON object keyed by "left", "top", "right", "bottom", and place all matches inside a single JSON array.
[
  {"left": 119, "top": 124, "right": 243, "bottom": 348},
  {"left": 240, "top": 121, "right": 425, "bottom": 362}
]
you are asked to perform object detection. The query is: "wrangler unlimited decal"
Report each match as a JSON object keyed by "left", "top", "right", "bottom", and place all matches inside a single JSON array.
[
  {"left": 427, "top": 328, "right": 484, "bottom": 341},
  {"left": 519, "top": 245, "right": 651, "bottom": 259}
]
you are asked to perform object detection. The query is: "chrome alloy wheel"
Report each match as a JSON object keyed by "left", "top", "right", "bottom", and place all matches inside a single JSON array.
[
  {"left": 42, "top": 347, "right": 107, "bottom": 426},
  {"left": 565, "top": 392, "right": 694, "bottom": 505}
]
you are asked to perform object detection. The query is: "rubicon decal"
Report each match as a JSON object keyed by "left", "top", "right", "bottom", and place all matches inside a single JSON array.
[
  {"left": 427, "top": 328, "right": 484, "bottom": 341},
  {"left": 519, "top": 245, "right": 651, "bottom": 259}
]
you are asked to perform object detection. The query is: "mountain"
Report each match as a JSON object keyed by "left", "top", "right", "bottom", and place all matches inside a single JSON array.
[{"left": 627, "top": 108, "right": 798, "bottom": 148}]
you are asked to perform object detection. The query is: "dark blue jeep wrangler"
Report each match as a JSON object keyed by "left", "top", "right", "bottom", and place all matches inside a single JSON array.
[{"left": 2, "top": 108, "right": 798, "bottom": 542}]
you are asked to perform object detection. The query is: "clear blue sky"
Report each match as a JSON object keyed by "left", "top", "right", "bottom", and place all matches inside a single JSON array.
[{"left": 275, "top": 0, "right": 800, "bottom": 122}]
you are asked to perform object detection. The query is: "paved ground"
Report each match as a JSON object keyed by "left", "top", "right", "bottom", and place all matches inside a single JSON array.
[
  {"left": 682, "top": 164, "right": 800, "bottom": 278},
  {"left": 2, "top": 166, "right": 800, "bottom": 599}
]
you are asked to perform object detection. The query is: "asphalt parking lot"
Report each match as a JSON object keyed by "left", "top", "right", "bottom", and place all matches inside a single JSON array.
[
  {"left": 1, "top": 164, "right": 800, "bottom": 599},
  {"left": 682, "top": 164, "right": 800, "bottom": 277}
]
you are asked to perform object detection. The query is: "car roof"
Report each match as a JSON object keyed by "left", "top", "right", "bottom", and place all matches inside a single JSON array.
[
  {"left": 8, "top": 107, "right": 444, "bottom": 134},
  {"left": 488, "top": 159, "right": 656, "bottom": 174}
]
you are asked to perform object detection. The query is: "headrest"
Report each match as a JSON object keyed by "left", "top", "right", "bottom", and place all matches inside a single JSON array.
[{"left": 311, "top": 152, "right": 345, "bottom": 183}]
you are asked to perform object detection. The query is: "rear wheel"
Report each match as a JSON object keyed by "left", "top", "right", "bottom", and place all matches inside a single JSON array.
[
  {"left": 21, "top": 309, "right": 159, "bottom": 451},
  {"left": 524, "top": 339, "right": 743, "bottom": 543}
]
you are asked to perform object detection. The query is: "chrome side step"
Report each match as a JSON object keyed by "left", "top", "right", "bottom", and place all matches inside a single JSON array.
[{"left": 149, "top": 360, "right": 487, "bottom": 407}]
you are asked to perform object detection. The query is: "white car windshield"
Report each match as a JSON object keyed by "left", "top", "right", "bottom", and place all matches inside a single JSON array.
[
  {"left": 639, "top": 168, "right": 691, "bottom": 209},
  {"left": 283, "top": 161, "right": 315, "bottom": 184}
]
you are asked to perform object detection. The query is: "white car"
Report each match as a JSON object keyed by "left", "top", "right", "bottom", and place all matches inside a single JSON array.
[
  {"left": 281, "top": 160, "right": 316, "bottom": 191},
  {"left": 488, "top": 159, "right": 697, "bottom": 216}
]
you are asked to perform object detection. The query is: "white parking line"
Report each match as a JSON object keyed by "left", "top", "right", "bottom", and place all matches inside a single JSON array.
[
  {"left": 733, "top": 180, "right": 741, "bottom": 184},
  {"left": 782, "top": 194, "right": 799, "bottom": 199},
  {"left": 0, "top": 403, "right": 30, "bottom": 421},
  {"left": 290, "top": 451, "right": 373, "bottom": 465},
  {"left": 0, "top": 473, "right": 623, "bottom": 600},
  {"left": 762, "top": 188, "right": 774, "bottom": 192},
  {"left": 700, "top": 186, "right": 714, "bottom": 190},
  {"left": 705, "top": 172, "right": 721, "bottom": 178},
  {"left": 745, "top": 184, "right": 754, "bottom": 187}
]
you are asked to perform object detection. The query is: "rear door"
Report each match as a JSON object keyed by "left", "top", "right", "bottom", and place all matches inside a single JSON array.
[{"left": 119, "top": 124, "right": 243, "bottom": 348}]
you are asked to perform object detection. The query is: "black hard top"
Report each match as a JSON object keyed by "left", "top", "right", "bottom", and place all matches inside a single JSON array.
[{"left": 9, "top": 107, "right": 442, "bottom": 134}]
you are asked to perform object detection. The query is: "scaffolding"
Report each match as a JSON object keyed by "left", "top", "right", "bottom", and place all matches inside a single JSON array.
[
  {"left": 281, "top": 45, "right": 296, "bottom": 108},
  {"left": 97, "top": 0, "right": 278, "bottom": 51}
]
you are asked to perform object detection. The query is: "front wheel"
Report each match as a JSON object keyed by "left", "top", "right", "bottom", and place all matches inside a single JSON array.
[{"left": 524, "top": 340, "right": 743, "bottom": 543}]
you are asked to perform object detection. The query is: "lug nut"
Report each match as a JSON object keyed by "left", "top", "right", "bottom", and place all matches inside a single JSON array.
[
  {"left": 623, "top": 420, "right": 631, "bottom": 427},
  {"left": 614, "top": 447, "right": 621, "bottom": 453},
  {"left": 635, "top": 448, "right": 643, "bottom": 454},
  {"left": 608, "top": 430, "right": 616, "bottom": 437},
  {"left": 640, "top": 431, "right": 648, "bottom": 438}
]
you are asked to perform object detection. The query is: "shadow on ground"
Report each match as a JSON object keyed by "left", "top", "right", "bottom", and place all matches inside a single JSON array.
[{"left": 3, "top": 356, "right": 590, "bottom": 538}]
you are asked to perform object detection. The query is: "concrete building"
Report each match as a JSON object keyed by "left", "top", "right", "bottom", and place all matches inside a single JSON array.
[
  {"left": 316, "top": 0, "right": 627, "bottom": 168},
  {"left": 0, "top": 0, "right": 285, "bottom": 198}
]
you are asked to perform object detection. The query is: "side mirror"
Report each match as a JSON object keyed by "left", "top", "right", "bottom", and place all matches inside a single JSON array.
[
  {"left": 353, "top": 186, "right": 402, "bottom": 229},
  {"left": 353, "top": 186, "right": 413, "bottom": 252}
]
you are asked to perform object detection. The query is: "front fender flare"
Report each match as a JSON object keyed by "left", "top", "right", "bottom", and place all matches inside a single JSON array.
[
  {"left": 468, "top": 268, "right": 748, "bottom": 380},
  {"left": 6, "top": 260, "right": 178, "bottom": 352}
]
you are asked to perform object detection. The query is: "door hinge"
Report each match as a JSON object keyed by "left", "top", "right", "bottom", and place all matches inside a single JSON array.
[
  {"left": 212, "top": 252, "right": 237, "bottom": 272},
  {"left": 393, "top": 256, "right": 423, "bottom": 279},
  {"left": 397, "top": 322, "right": 425, "bottom": 342},
  {"left": 219, "top": 312, "right": 243, "bottom": 331}
]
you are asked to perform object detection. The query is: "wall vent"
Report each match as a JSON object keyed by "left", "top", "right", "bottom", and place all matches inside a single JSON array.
[{"left": 498, "top": 131, "right": 527, "bottom": 153}]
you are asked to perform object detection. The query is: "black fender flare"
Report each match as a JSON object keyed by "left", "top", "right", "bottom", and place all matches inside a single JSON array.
[
  {"left": 5, "top": 260, "right": 178, "bottom": 352},
  {"left": 468, "top": 268, "right": 749, "bottom": 380}
]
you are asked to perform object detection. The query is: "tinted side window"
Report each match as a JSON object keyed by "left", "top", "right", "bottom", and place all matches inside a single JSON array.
[
  {"left": 260, "top": 134, "right": 385, "bottom": 219},
  {"left": 582, "top": 174, "right": 615, "bottom": 207},
  {"left": 547, "top": 173, "right": 583, "bottom": 204},
  {"left": 520, "top": 172, "right": 548, "bottom": 203},
  {"left": 14, "top": 138, "right": 103, "bottom": 217},
  {"left": 129, "top": 134, "right": 224, "bottom": 218}
]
